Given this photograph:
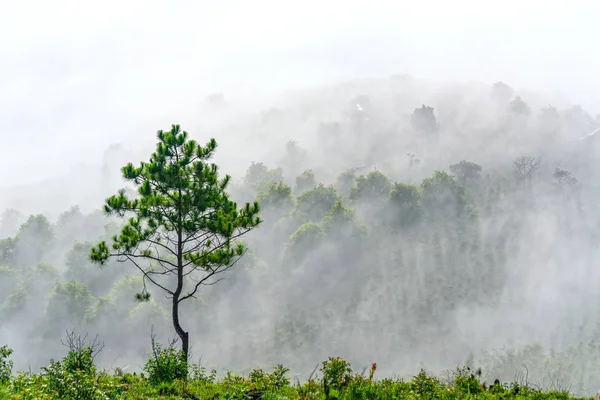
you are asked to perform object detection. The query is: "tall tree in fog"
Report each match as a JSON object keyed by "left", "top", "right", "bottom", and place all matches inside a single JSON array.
[
  {"left": 90, "top": 125, "right": 261, "bottom": 361},
  {"left": 13, "top": 215, "right": 54, "bottom": 268},
  {"left": 411, "top": 105, "right": 439, "bottom": 135}
]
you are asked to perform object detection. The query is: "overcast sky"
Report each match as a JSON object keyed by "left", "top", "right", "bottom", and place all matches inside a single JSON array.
[{"left": 1, "top": 0, "right": 600, "bottom": 186}]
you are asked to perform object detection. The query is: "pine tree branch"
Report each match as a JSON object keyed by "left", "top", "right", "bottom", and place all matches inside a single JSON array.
[
  {"left": 182, "top": 229, "right": 213, "bottom": 248},
  {"left": 115, "top": 254, "right": 174, "bottom": 296},
  {"left": 143, "top": 236, "right": 178, "bottom": 259},
  {"left": 178, "top": 255, "right": 244, "bottom": 303},
  {"left": 181, "top": 227, "right": 252, "bottom": 270},
  {"left": 123, "top": 251, "right": 179, "bottom": 269},
  {"left": 183, "top": 232, "right": 216, "bottom": 254}
]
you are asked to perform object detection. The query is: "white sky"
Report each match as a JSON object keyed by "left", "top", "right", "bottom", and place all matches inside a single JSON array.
[{"left": 1, "top": 0, "right": 600, "bottom": 186}]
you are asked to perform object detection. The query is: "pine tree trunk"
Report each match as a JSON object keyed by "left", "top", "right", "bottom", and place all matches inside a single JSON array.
[
  {"left": 175, "top": 211, "right": 188, "bottom": 361},
  {"left": 172, "top": 297, "right": 189, "bottom": 361}
]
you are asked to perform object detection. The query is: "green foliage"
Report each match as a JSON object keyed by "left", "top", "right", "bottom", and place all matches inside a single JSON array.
[
  {"left": 128, "top": 298, "right": 169, "bottom": 322},
  {"left": 350, "top": 170, "right": 391, "bottom": 203},
  {"left": 46, "top": 281, "right": 95, "bottom": 322},
  {"left": 62, "top": 347, "right": 96, "bottom": 375},
  {"left": 109, "top": 273, "right": 145, "bottom": 304},
  {"left": 55, "top": 206, "right": 86, "bottom": 247},
  {"left": 13, "top": 214, "right": 54, "bottom": 268},
  {"left": 1, "top": 352, "right": 589, "bottom": 400},
  {"left": 286, "top": 222, "right": 325, "bottom": 251},
  {"left": 144, "top": 340, "right": 188, "bottom": 386},
  {"left": 320, "top": 356, "right": 353, "bottom": 395},
  {"left": 34, "top": 262, "right": 58, "bottom": 278},
  {"left": 90, "top": 125, "right": 261, "bottom": 274},
  {"left": 411, "top": 368, "right": 442, "bottom": 398},
  {"left": 0, "top": 265, "right": 16, "bottom": 303},
  {"left": 335, "top": 169, "right": 357, "bottom": 198},
  {"left": 8, "top": 335, "right": 119, "bottom": 400},
  {"left": 244, "top": 161, "right": 285, "bottom": 193},
  {"left": 190, "top": 364, "right": 217, "bottom": 384},
  {"left": 295, "top": 169, "right": 316, "bottom": 193},
  {"left": 294, "top": 184, "right": 340, "bottom": 222},
  {"left": 452, "top": 367, "right": 484, "bottom": 395},
  {"left": 28, "top": 360, "right": 121, "bottom": 399},
  {"left": 321, "top": 200, "right": 364, "bottom": 240},
  {"left": 64, "top": 241, "right": 115, "bottom": 296},
  {"left": 60, "top": 329, "right": 104, "bottom": 375},
  {"left": 65, "top": 242, "right": 94, "bottom": 276},
  {"left": 0, "top": 264, "right": 13, "bottom": 276},
  {"left": 1, "top": 279, "right": 29, "bottom": 315},
  {"left": 0, "top": 345, "right": 13, "bottom": 384},
  {"left": 420, "top": 170, "right": 469, "bottom": 218},
  {"left": 247, "top": 364, "right": 290, "bottom": 391},
  {"left": 390, "top": 182, "right": 421, "bottom": 207},
  {"left": 0, "top": 237, "right": 15, "bottom": 266},
  {"left": 256, "top": 181, "right": 294, "bottom": 215},
  {"left": 449, "top": 160, "right": 483, "bottom": 186},
  {"left": 389, "top": 182, "right": 421, "bottom": 228}
]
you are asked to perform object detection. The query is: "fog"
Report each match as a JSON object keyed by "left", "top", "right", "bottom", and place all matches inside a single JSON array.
[{"left": 2, "top": 0, "right": 600, "bottom": 396}]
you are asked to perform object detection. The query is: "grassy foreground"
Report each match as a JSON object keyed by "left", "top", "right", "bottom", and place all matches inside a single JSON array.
[{"left": 0, "top": 344, "right": 592, "bottom": 400}]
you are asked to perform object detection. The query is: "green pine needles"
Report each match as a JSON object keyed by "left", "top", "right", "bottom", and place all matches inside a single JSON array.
[{"left": 90, "top": 125, "right": 261, "bottom": 360}]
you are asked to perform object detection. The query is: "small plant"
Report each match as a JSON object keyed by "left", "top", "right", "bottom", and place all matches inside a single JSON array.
[
  {"left": 412, "top": 369, "right": 441, "bottom": 398},
  {"left": 42, "top": 359, "right": 110, "bottom": 399},
  {"left": 190, "top": 361, "right": 217, "bottom": 384},
  {"left": 249, "top": 367, "right": 269, "bottom": 389},
  {"left": 60, "top": 328, "right": 104, "bottom": 374},
  {"left": 144, "top": 331, "right": 188, "bottom": 386},
  {"left": 369, "top": 362, "right": 377, "bottom": 381},
  {"left": 155, "top": 381, "right": 179, "bottom": 396},
  {"left": 455, "top": 372, "right": 483, "bottom": 394},
  {"left": 247, "top": 364, "right": 290, "bottom": 392},
  {"left": 320, "top": 356, "right": 353, "bottom": 396},
  {"left": 0, "top": 345, "right": 13, "bottom": 383},
  {"left": 271, "top": 364, "right": 291, "bottom": 389},
  {"left": 10, "top": 332, "right": 117, "bottom": 399},
  {"left": 62, "top": 347, "right": 96, "bottom": 375},
  {"left": 489, "top": 379, "right": 506, "bottom": 394},
  {"left": 299, "top": 363, "right": 320, "bottom": 399}
]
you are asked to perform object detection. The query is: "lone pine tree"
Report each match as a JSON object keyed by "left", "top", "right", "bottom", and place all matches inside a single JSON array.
[{"left": 90, "top": 125, "right": 261, "bottom": 361}]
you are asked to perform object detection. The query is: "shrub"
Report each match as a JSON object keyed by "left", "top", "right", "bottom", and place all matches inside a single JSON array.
[
  {"left": 39, "top": 360, "right": 123, "bottom": 400},
  {"left": 60, "top": 329, "right": 103, "bottom": 375},
  {"left": 411, "top": 369, "right": 441, "bottom": 398},
  {"left": 62, "top": 346, "right": 96, "bottom": 375},
  {"left": 247, "top": 364, "right": 291, "bottom": 392},
  {"left": 270, "top": 364, "right": 291, "bottom": 389},
  {"left": 320, "top": 356, "right": 353, "bottom": 396},
  {"left": 190, "top": 363, "right": 217, "bottom": 384},
  {"left": 144, "top": 337, "right": 188, "bottom": 386},
  {"left": 0, "top": 345, "right": 13, "bottom": 383},
  {"left": 455, "top": 373, "right": 483, "bottom": 394}
]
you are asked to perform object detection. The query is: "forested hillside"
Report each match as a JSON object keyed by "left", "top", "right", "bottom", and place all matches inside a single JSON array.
[{"left": 2, "top": 76, "right": 600, "bottom": 396}]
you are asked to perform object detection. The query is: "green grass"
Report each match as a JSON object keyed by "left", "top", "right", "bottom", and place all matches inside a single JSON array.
[
  {"left": 0, "top": 361, "right": 592, "bottom": 400},
  {"left": 0, "top": 344, "right": 593, "bottom": 399}
]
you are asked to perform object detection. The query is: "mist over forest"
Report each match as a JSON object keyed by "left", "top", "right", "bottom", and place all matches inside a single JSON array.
[
  {"left": 3, "top": 73, "right": 600, "bottom": 395},
  {"left": 4, "top": 1, "right": 600, "bottom": 397}
]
